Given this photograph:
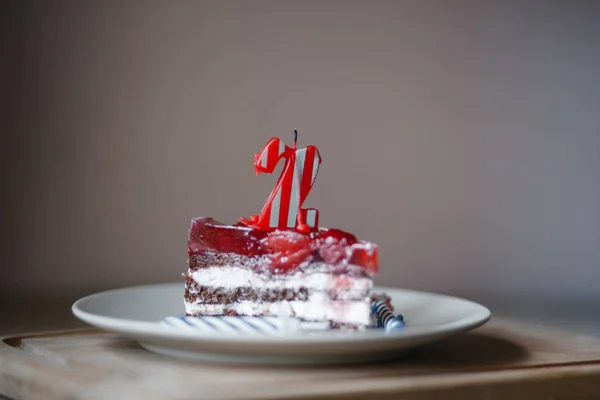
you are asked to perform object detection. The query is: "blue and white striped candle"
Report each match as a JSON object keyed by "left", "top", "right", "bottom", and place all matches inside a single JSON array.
[
  {"left": 161, "top": 315, "right": 330, "bottom": 335},
  {"left": 371, "top": 300, "right": 405, "bottom": 331},
  {"left": 162, "top": 316, "right": 287, "bottom": 335}
]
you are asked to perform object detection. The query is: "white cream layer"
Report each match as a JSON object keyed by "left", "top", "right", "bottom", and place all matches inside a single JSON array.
[
  {"left": 189, "top": 266, "right": 372, "bottom": 292},
  {"left": 184, "top": 292, "right": 371, "bottom": 326}
]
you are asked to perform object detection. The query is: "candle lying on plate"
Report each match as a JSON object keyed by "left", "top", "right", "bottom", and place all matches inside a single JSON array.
[{"left": 372, "top": 300, "right": 405, "bottom": 331}]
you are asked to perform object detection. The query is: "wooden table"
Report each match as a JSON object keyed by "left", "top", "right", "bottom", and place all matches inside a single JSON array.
[{"left": 1, "top": 297, "right": 600, "bottom": 399}]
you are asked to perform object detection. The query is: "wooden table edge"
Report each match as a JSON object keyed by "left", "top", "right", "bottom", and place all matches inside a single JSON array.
[{"left": 2, "top": 327, "right": 600, "bottom": 400}]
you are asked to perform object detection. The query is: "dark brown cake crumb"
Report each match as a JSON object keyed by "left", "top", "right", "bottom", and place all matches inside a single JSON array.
[{"left": 184, "top": 279, "right": 310, "bottom": 304}]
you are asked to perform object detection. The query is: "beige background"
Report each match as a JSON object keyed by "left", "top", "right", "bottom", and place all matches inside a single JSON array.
[{"left": 2, "top": 1, "right": 599, "bottom": 305}]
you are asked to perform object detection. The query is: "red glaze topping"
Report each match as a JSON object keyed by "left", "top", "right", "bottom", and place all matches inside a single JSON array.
[{"left": 188, "top": 217, "right": 378, "bottom": 275}]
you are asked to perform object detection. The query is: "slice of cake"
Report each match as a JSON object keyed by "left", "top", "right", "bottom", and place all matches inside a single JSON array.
[{"left": 185, "top": 217, "right": 378, "bottom": 329}]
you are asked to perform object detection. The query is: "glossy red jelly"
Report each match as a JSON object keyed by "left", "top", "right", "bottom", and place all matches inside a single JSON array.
[{"left": 188, "top": 217, "right": 378, "bottom": 274}]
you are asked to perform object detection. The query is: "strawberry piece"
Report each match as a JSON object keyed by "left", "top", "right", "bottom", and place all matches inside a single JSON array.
[
  {"left": 350, "top": 244, "right": 379, "bottom": 274},
  {"left": 318, "top": 229, "right": 358, "bottom": 246},
  {"left": 317, "top": 239, "right": 347, "bottom": 264},
  {"left": 315, "top": 229, "right": 358, "bottom": 264},
  {"left": 258, "top": 230, "right": 313, "bottom": 273}
]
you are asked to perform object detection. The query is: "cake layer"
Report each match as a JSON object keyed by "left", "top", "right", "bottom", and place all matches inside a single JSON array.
[
  {"left": 185, "top": 293, "right": 371, "bottom": 327},
  {"left": 185, "top": 284, "right": 368, "bottom": 304},
  {"left": 188, "top": 217, "right": 378, "bottom": 275},
  {"left": 185, "top": 285, "right": 310, "bottom": 304},
  {"left": 187, "top": 266, "right": 373, "bottom": 292}
]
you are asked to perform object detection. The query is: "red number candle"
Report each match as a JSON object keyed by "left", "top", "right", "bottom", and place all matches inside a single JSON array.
[{"left": 240, "top": 130, "right": 322, "bottom": 233}]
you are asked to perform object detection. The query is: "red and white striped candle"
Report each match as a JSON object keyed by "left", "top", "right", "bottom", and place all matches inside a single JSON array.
[{"left": 241, "top": 132, "right": 321, "bottom": 233}]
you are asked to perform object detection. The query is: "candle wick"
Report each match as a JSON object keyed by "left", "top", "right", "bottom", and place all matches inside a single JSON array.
[{"left": 293, "top": 129, "right": 298, "bottom": 149}]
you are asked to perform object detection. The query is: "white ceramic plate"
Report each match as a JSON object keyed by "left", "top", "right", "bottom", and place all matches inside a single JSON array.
[{"left": 72, "top": 283, "right": 490, "bottom": 364}]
